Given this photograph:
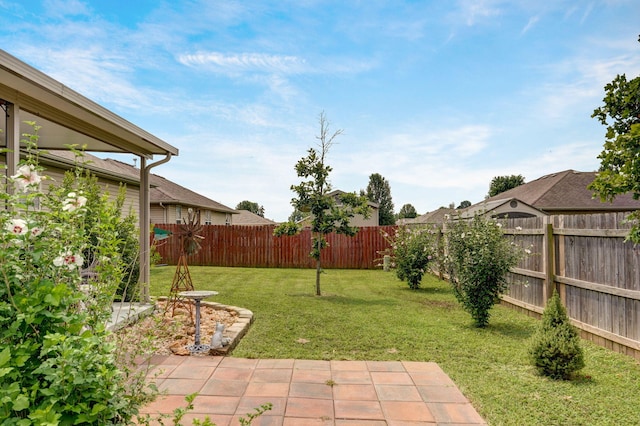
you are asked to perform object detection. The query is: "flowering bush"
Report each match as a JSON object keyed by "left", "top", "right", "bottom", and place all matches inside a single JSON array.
[
  {"left": 385, "top": 226, "right": 437, "bottom": 289},
  {"left": 0, "top": 127, "right": 151, "bottom": 424},
  {"left": 445, "top": 215, "right": 528, "bottom": 327}
]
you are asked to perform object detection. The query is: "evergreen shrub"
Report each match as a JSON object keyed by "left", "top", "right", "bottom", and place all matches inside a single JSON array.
[{"left": 529, "top": 290, "right": 585, "bottom": 380}]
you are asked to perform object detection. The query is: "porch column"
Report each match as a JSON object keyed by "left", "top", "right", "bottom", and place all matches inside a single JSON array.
[{"left": 139, "top": 153, "right": 172, "bottom": 303}]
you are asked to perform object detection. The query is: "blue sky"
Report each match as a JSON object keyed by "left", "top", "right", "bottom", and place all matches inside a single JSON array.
[{"left": 1, "top": 1, "right": 639, "bottom": 222}]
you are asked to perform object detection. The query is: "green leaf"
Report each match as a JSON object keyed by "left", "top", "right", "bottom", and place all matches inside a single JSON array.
[
  {"left": 12, "top": 394, "right": 29, "bottom": 411},
  {"left": 0, "top": 347, "right": 10, "bottom": 367}
]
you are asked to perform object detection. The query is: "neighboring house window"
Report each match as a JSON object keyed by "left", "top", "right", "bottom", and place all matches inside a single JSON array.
[
  {"left": 176, "top": 205, "right": 182, "bottom": 224},
  {"left": 225, "top": 213, "right": 231, "bottom": 226},
  {"left": 204, "top": 210, "right": 212, "bottom": 225}
]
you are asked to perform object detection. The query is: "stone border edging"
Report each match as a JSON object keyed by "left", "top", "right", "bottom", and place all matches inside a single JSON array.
[{"left": 156, "top": 296, "right": 254, "bottom": 356}]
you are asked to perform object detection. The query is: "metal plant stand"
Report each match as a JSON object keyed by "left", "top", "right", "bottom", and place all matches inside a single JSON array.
[{"left": 178, "top": 290, "right": 218, "bottom": 353}]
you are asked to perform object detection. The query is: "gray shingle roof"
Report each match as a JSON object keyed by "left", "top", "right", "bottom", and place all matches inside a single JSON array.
[
  {"left": 233, "top": 210, "right": 278, "bottom": 225},
  {"left": 483, "top": 169, "right": 640, "bottom": 212},
  {"left": 44, "top": 150, "right": 236, "bottom": 214}
]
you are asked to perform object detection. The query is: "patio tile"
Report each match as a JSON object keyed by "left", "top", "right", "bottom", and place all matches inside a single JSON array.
[
  {"left": 334, "top": 400, "right": 384, "bottom": 420},
  {"left": 237, "top": 396, "right": 287, "bottom": 417},
  {"left": 426, "top": 402, "right": 487, "bottom": 424},
  {"left": 331, "top": 360, "right": 369, "bottom": 371},
  {"left": 182, "top": 355, "right": 224, "bottom": 367},
  {"left": 219, "top": 357, "right": 259, "bottom": 369},
  {"left": 212, "top": 367, "right": 254, "bottom": 381},
  {"left": 191, "top": 395, "right": 241, "bottom": 415},
  {"left": 335, "top": 421, "right": 387, "bottom": 426},
  {"left": 139, "top": 394, "right": 188, "bottom": 414},
  {"left": 167, "top": 363, "right": 216, "bottom": 380},
  {"left": 366, "top": 361, "right": 407, "bottom": 372},
  {"left": 285, "top": 397, "right": 334, "bottom": 419},
  {"left": 257, "top": 359, "right": 295, "bottom": 369},
  {"left": 380, "top": 401, "right": 434, "bottom": 422},
  {"left": 408, "top": 371, "right": 456, "bottom": 387},
  {"left": 180, "top": 413, "right": 232, "bottom": 426},
  {"left": 370, "top": 371, "right": 413, "bottom": 385},
  {"left": 251, "top": 368, "right": 293, "bottom": 383},
  {"left": 417, "top": 385, "right": 469, "bottom": 403},
  {"left": 289, "top": 382, "right": 333, "bottom": 399},
  {"left": 199, "top": 379, "right": 248, "bottom": 396},
  {"left": 157, "top": 378, "right": 206, "bottom": 395},
  {"left": 332, "top": 384, "right": 378, "bottom": 401},
  {"left": 291, "top": 368, "right": 332, "bottom": 383},
  {"left": 294, "top": 359, "right": 331, "bottom": 370},
  {"left": 375, "top": 384, "right": 422, "bottom": 401},
  {"left": 332, "top": 370, "right": 373, "bottom": 385},
  {"left": 244, "top": 382, "right": 291, "bottom": 397},
  {"left": 283, "top": 418, "right": 333, "bottom": 426},
  {"left": 236, "top": 415, "right": 284, "bottom": 426},
  {"left": 401, "top": 361, "right": 441, "bottom": 372}
]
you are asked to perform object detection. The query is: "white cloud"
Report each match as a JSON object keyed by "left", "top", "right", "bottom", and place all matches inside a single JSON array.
[
  {"left": 177, "top": 52, "right": 307, "bottom": 75},
  {"left": 521, "top": 15, "right": 539, "bottom": 34}
]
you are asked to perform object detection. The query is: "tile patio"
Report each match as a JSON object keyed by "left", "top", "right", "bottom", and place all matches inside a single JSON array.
[{"left": 139, "top": 355, "right": 486, "bottom": 426}]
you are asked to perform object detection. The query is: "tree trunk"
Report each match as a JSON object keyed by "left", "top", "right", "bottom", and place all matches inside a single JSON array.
[{"left": 315, "top": 258, "right": 322, "bottom": 296}]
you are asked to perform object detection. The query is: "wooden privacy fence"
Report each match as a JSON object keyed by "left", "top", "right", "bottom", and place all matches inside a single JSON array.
[
  {"left": 501, "top": 212, "right": 640, "bottom": 360},
  {"left": 153, "top": 224, "right": 396, "bottom": 269}
]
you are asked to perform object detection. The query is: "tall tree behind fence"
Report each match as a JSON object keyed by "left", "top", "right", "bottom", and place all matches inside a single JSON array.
[
  {"left": 502, "top": 212, "right": 640, "bottom": 360},
  {"left": 154, "top": 225, "right": 396, "bottom": 269}
]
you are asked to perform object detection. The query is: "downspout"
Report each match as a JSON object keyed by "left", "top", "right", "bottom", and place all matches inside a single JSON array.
[{"left": 139, "top": 153, "right": 172, "bottom": 303}]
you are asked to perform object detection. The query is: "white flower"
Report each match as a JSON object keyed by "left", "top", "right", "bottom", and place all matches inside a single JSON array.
[
  {"left": 524, "top": 248, "right": 532, "bottom": 255},
  {"left": 11, "top": 164, "right": 42, "bottom": 192},
  {"left": 516, "top": 226, "right": 522, "bottom": 231},
  {"left": 53, "top": 251, "right": 84, "bottom": 270},
  {"left": 29, "top": 226, "right": 44, "bottom": 237},
  {"left": 496, "top": 223, "right": 503, "bottom": 228},
  {"left": 5, "top": 219, "right": 28, "bottom": 235},
  {"left": 62, "top": 192, "right": 88, "bottom": 212}
]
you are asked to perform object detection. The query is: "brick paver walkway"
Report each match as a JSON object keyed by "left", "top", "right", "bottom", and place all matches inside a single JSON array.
[{"left": 140, "top": 355, "right": 486, "bottom": 425}]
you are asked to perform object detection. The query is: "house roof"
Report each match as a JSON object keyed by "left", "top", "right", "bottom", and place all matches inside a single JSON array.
[
  {"left": 148, "top": 174, "right": 236, "bottom": 214},
  {"left": 0, "top": 49, "right": 178, "bottom": 158},
  {"left": 482, "top": 169, "right": 640, "bottom": 213},
  {"left": 413, "top": 207, "right": 456, "bottom": 224},
  {"left": 460, "top": 197, "right": 545, "bottom": 219},
  {"left": 43, "top": 150, "right": 140, "bottom": 185},
  {"left": 233, "top": 210, "right": 278, "bottom": 226},
  {"left": 44, "top": 150, "right": 236, "bottom": 214}
]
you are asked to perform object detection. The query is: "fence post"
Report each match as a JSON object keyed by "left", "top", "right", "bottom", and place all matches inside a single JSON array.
[{"left": 543, "top": 219, "right": 555, "bottom": 305}]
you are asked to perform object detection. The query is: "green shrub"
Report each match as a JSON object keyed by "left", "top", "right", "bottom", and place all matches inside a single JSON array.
[
  {"left": 529, "top": 290, "right": 585, "bottom": 380},
  {"left": 446, "top": 215, "right": 526, "bottom": 327},
  {"left": 0, "top": 127, "right": 153, "bottom": 424},
  {"left": 388, "top": 226, "right": 436, "bottom": 289}
]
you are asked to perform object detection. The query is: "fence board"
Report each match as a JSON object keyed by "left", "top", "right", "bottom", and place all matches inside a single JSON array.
[
  {"left": 500, "top": 212, "right": 640, "bottom": 359},
  {"left": 154, "top": 224, "right": 395, "bottom": 270}
]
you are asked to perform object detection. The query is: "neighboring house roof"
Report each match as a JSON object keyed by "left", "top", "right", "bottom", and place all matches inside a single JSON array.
[
  {"left": 490, "top": 170, "right": 640, "bottom": 212},
  {"left": 396, "top": 217, "right": 417, "bottom": 225},
  {"left": 465, "top": 169, "right": 640, "bottom": 216},
  {"left": 412, "top": 207, "right": 456, "bottom": 224},
  {"left": 460, "top": 197, "right": 546, "bottom": 219},
  {"left": 233, "top": 210, "right": 278, "bottom": 226}
]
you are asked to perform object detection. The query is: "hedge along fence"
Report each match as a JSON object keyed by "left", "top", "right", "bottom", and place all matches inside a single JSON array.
[
  {"left": 501, "top": 212, "right": 640, "bottom": 360},
  {"left": 153, "top": 224, "right": 396, "bottom": 269}
]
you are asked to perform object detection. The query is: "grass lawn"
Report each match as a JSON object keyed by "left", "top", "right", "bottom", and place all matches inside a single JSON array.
[{"left": 150, "top": 266, "right": 640, "bottom": 425}]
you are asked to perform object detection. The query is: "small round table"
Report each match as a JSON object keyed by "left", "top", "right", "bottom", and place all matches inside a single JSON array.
[{"left": 178, "top": 290, "right": 219, "bottom": 353}]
